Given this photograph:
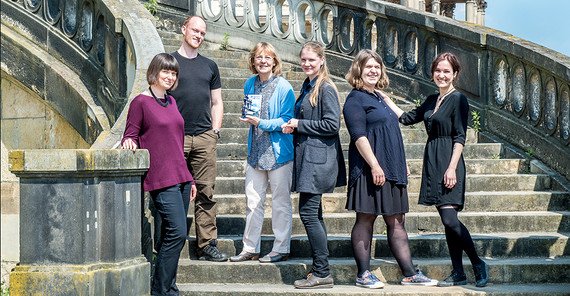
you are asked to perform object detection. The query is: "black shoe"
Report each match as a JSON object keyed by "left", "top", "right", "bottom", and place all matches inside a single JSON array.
[
  {"left": 198, "top": 241, "right": 228, "bottom": 262},
  {"left": 259, "top": 253, "right": 289, "bottom": 263},
  {"left": 230, "top": 252, "right": 259, "bottom": 262},
  {"left": 473, "top": 260, "right": 489, "bottom": 287},
  {"left": 437, "top": 270, "right": 467, "bottom": 287}
]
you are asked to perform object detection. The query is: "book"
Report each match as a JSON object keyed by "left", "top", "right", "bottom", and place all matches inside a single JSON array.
[{"left": 242, "top": 94, "right": 262, "bottom": 118}]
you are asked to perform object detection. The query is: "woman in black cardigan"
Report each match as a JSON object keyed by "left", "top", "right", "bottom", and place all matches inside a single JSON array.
[{"left": 282, "top": 41, "right": 346, "bottom": 289}]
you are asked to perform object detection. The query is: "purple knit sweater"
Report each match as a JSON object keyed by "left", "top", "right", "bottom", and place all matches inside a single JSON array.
[{"left": 122, "top": 94, "right": 194, "bottom": 192}]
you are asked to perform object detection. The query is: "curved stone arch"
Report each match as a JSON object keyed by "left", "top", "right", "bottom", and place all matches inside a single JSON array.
[
  {"left": 269, "top": 0, "right": 293, "bottom": 39},
  {"left": 246, "top": 0, "right": 271, "bottom": 33},
  {"left": 197, "top": 0, "right": 225, "bottom": 22},
  {"left": 383, "top": 21, "right": 399, "bottom": 68},
  {"left": 62, "top": 0, "right": 78, "bottom": 37},
  {"left": 336, "top": 9, "right": 356, "bottom": 54},
  {"left": 559, "top": 85, "right": 570, "bottom": 145},
  {"left": 361, "top": 15, "right": 377, "bottom": 51},
  {"left": 491, "top": 56, "right": 508, "bottom": 108},
  {"left": 24, "top": 0, "right": 42, "bottom": 13},
  {"left": 543, "top": 78, "right": 558, "bottom": 135},
  {"left": 315, "top": 4, "right": 336, "bottom": 47},
  {"left": 510, "top": 62, "right": 526, "bottom": 117},
  {"left": 527, "top": 69, "right": 542, "bottom": 125},
  {"left": 423, "top": 35, "right": 438, "bottom": 79},
  {"left": 223, "top": 0, "right": 247, "bottom": 27},
  {"left": 43, "top": 0, "right": 62, "bottom": 25},
  {"left": 94, "top": 13, "right": 106, "bottom": 65},
  {"left": 79, "top": 0, "right": 94, "bottom": 51},
  {"left": 292, "top": 0, "right": 314, "bottom": 43},
  {"left": 403, "top": 26, "right": 419, "bottom": 73}
]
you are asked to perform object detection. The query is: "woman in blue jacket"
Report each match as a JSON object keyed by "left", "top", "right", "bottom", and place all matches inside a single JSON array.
[{"left": 230, "top": 42, "right": 296, "bottom": 263}]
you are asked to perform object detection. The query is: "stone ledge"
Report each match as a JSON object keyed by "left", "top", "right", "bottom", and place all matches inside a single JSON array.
[{"left": 8, "top": 149, "right": 149, "bottom": 175}]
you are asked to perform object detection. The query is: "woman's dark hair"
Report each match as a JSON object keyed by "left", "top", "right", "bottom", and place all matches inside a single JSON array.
[
  {"left": 147, "top": 53, "right": 180, "bottom": 90},
  {"left": 345, "top": 49, "right": 389, "bottom": 90},
  {"left": 430, "top": 52, "right": 461, "bottom": 77}
]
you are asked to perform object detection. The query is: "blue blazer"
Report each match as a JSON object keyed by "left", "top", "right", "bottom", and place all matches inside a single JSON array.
[{"left": 244, "top": 75, "right": 295, "bottom": 164}]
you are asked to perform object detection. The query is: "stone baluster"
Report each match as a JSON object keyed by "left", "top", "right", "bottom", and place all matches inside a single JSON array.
[
  {"left": 477, "top": 0, "right": 487, "bottom": 25},
  {"left": 8, "top": 149, "right": 150, "bottom": 296},
  {"left": 466, "top": 0, "right": 477, "bottom": 23},
  {"left": 431, "top": 0, "right": 441, "bottom": 15}
]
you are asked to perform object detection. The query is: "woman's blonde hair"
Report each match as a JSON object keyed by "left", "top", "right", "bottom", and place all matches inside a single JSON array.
[
  {"left": 248, "top": 42, "right": 282, "bottom": 76},
  {"left": 345, "top": 49, "right": 389, "bottom": 90},
  {"left": 300, "top": 41, "right": 339, "bottom": 107}
]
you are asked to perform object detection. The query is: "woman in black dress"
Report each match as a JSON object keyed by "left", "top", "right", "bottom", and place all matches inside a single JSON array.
[
  {"left": 387, "top": 52, "right": 489, "bottom": 287},
  {"left": 343, "top": 50, "right": 437, "bottom": 288}
]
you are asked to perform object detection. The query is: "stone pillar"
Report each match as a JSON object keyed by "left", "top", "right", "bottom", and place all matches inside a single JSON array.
[
  {"left": 477, "top": 0, "right": 487, "bottom": 26},
  {"left": 431, "top": 0, "right": 441, "bottom": 15},
  {"left": 466, "top": 0, "right": 477, "bottom": 23},
  {"left": 8, "top": 149, "right": 150, "bottom": 296},
  {"left": 418, "top": 0, "right": 425, "bottom": 11}
]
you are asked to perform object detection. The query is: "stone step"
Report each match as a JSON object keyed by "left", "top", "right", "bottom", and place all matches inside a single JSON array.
[
  {"left": 187, "top": 211, "right": 570, "bottom": 235},
  {"left": 207, "top": 191, "right": 569, "bottom": 214},
  {"left": 216, "top": 143, "right": 507, "bottom": 163},
  {"left": 181, "top": 232, "right": 570, "bottom": 260},
  {"left": 220, "top": 76, "right": 354, "bottom": 93},
  {"left": 212, "top": 174, "right": 551, "bottom": 195},
  {"left": 174, "top": 257, "right": 570, "bottom": 285},
  {"left": 217, "top": 127, "right": 479, "bottom": 145},
  {"left": 178, "top": 283, "right": 570, "bottom": 296}
]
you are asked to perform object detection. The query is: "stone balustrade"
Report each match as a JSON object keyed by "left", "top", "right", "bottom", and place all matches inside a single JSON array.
[{"left": 156, "top": 0, "right": 569, "bottom": 179}]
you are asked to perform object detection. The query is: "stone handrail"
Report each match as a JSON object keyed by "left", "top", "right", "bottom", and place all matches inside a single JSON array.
[
  {"left": 157, "top": 0, "right": 569, "bottom": 179},
  {"left": 1, "top": 0, "right": 164, "bottom": 148}
]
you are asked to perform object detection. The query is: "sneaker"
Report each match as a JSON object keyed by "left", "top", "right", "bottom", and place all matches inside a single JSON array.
[
  {"left": 401, "top": 269, "right": 438, "bottom": 286},
  {"left": 437, "top": 270, "right": 467, "bottom": 287},
  {"left": 356, "top": 270, "right": 384, "bottom": 289},
  {"left": 198, "top": 241, "right": 228, "bottom": 262},
  {"left": 294, "top": 272, "right": 334, "bottom": 289},
  {"left": 473, "top": 260, "right": 489, "bottom": 287}
]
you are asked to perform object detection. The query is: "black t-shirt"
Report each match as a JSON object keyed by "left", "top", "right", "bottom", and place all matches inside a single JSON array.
[{"left": 169, "top": 51, "right": 222, "bottom": 135}]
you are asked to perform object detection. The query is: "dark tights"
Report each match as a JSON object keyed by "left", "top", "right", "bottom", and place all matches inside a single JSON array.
[
  {"left": 437, "top": 206, "right": 482, "bottom": 275},
  {"left": 351, "top": 212, "right": 416, "bottom": 277}
]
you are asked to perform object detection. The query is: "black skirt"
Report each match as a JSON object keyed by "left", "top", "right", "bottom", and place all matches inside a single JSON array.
[{"left": 346, "top": 169, "right": 409, "bottom": 216}]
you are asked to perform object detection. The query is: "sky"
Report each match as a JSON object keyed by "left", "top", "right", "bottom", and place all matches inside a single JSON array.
[{"left": 454, "top": 0, "right": 570, "bottom": 57}]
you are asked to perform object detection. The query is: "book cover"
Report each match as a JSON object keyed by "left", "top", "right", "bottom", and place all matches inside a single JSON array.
[{"left": 242, "top": 94, "right": 262, "bottom": 118}]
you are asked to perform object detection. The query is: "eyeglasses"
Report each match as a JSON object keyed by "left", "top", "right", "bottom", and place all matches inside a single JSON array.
[{"left": 255, "top": 56, "right": 274, "bottom": 62}]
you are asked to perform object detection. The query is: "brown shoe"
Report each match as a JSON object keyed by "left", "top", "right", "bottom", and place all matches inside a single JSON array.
[
  {"left": 230, "top": 252, "right": 259, "bottom": 262},
  {"left": 294, "top": 272, "right": 334, "bottom": 289}
]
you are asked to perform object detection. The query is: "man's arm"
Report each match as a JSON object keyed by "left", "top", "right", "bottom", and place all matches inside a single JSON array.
[{"left": 211, "top": 88, "right": 223, "bottom": 131}]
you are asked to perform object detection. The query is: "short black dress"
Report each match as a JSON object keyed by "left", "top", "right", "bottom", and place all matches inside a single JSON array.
[
  {"left": 400, "top": 90, "right": 469, "bottom": 210},
  {"left": 343, "top": 89, "right": 409, "bottom": 216}
]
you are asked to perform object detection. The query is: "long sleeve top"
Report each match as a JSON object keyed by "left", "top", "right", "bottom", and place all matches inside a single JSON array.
[{"left": 122, "top": 94, "right": 194, "bottom": 192}]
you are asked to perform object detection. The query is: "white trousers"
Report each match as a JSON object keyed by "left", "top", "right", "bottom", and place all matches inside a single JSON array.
[{"left": 242, "top": 162, "right": 293, "bottom": 253}]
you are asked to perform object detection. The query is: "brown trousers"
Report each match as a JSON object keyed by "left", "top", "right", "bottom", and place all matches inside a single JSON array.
[{"left": 184, "top": 130, "right": 218, "bottom": 251}]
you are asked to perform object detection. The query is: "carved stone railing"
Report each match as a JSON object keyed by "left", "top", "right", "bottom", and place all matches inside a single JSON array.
[
  {"left": 155, "top": 0, "right": 570, "bottom": 180},
  {"left": 1, "top": 0, "right": 164, "bottom": 148}
]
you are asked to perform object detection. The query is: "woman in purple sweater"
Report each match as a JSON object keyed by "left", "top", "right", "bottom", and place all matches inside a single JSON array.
[{"left": 122, "top": 53, "right": 197, "bottom": 296}]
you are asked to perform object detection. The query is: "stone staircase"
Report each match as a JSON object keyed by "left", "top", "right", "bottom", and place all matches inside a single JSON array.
[{"left": 159, "top": 31, "right": 570, "bottom": 295}]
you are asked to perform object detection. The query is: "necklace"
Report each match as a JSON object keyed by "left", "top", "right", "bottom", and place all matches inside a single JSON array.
[
  {"left": 430, "top": 86, "right": 455, "bottom": 117},
  {"left": 149, "top": 87, "right": 169, "bottom": 107}
]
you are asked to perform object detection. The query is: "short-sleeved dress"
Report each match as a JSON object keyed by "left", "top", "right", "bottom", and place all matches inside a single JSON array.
[
  {"left": 343, "top": 88, "right": 409, "bottom": 216},
  {"left": 399, "top": 90, "right": 469, "bottom": 210}
]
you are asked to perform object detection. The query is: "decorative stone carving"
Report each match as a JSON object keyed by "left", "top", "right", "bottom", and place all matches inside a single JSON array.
[
  {"left": 560, "top": 88, "right": 570, "bottom": 141},
  {"left": 528, "top": 73, "right": 541, "bottom": 122},
  {"left": 512, "top": 65, "right": 525, "bottom": 114},
  {"left": 493, "top": 59, "right": 507, "bottom": 106},
  {"left": 544, "top": 80, "right": 557, "bottom": 133}
]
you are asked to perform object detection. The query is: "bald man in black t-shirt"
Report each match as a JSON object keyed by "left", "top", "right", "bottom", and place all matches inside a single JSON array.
[{"left": 168, "top": 15, "right": 227, "bottom": 262}]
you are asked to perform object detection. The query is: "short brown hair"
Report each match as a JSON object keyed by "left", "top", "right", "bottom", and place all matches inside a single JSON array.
[
  {"left": 147, "top": 53, "right": 179, "bottom": 90},
  {"left": 183, "top": 15, "right": 206, "bottom": 28},
  {"left": 430, "top": 52, "right": 461, "bottom": 77},
  {"left": 345, "top": 49, "right": 389, "bottom": 90},
  {"left": 248, "top": 42, "right": 282, "bottom": 76}
]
